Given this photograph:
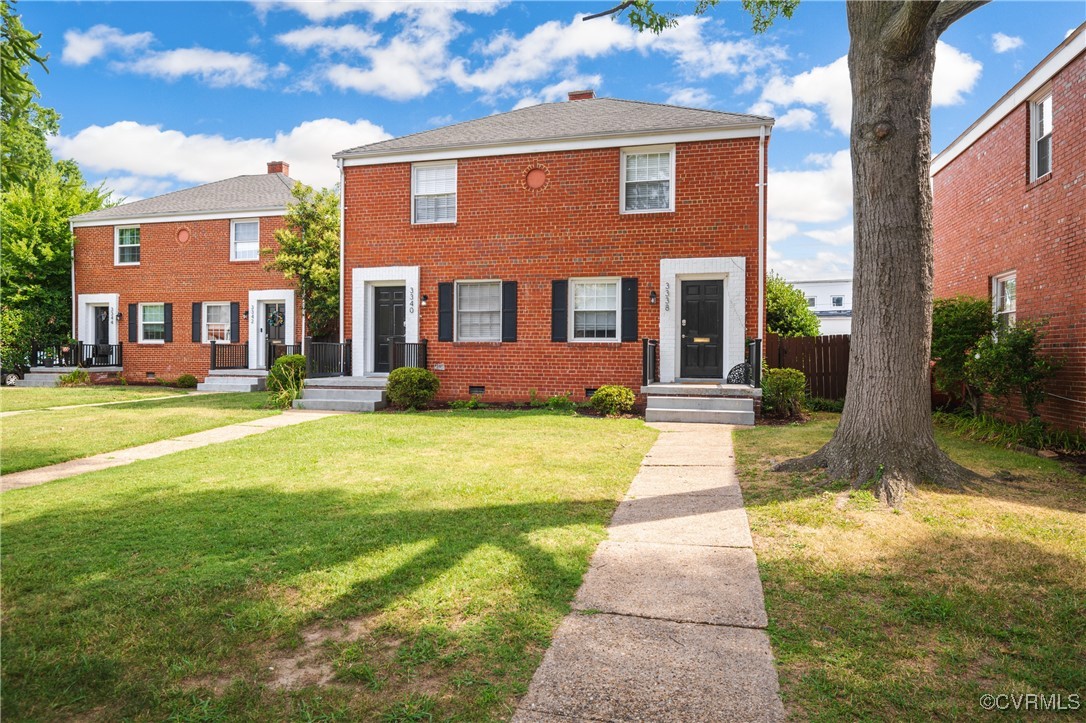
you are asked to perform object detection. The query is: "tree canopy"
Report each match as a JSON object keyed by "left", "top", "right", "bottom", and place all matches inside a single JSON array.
[{"left": 766, "top": 273, "right": 820, "bottom": 337}]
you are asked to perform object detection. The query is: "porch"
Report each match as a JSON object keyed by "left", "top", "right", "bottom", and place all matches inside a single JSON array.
[
  {"left": 640, "top": 337, "right": 762, "bottom": 425},
  {"left": 15, "top": 342, "right": 124, "bottom": 387}
]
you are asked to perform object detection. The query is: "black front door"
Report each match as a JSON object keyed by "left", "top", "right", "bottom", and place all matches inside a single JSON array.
[
  {"left": 265, "top": 303, "right": 286, "bottom": 344},
  {"left": 680, "top": 280, "right": 724, "bottom": 378},
  {"left": 93, "top": 306, "right": 110, "bottom": 345},
  {"left": 374, "top": 286, "right": 405, "bottom": 373}
]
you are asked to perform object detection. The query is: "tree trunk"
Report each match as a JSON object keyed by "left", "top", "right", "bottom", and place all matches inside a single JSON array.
[{"left": 777, "top": 1, "right": 974, "bottom": 505}]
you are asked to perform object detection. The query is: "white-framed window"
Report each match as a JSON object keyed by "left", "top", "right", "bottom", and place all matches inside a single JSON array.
[
  {"left": 204, "top": 302, "right": 231, "bottom": 343},
  {"left": 832, "top": 296, "right": 844, "bottom": 307},
  {"left": 231, "top": 220, "right": 260, "bottom": 261},
  {"left": 992, "top": 271, "right": 1016, "bottom": 330},
  {"left": 571, "top": 278, "right": 620, "bottom": 341},
  {"left": 455, "top": 280, "right": 501, "bottom": 342},
  {"left": 621, "top": 145, "right": 674, "bottom": 213},
  {"left": 805, "top": 296, "right": 816, "bottom": 307},
  {"left": 139, "top": 303, "right": 165, "bottom": 343},
  {"left": 412, "top": 161, "right": 457, "bottom": 224},
  {"left": 115, "top": 226, "right": 141, "bottom": 265},
  {"left": 1030, "top": 91, "right": 1052, "bottom": 181}
]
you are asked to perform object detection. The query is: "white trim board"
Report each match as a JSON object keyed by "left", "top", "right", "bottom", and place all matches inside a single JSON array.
[
  {"left": 77, "top": 293, "right": 120, "bottom": 346},
  {"left": 72, "top": 208, "right": 287, "bottom": 229},
  {"left": 351, "top": 266, "right": 421, "bottom": 376},
  {"left": 247, "top": 289, "right": 295, "bottom": 369}
]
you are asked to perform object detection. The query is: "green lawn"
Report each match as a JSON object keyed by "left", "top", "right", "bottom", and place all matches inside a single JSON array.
[
  {"left": 1, "top": 393, "right": 276, "bottom": 474},
  {"left": 1, "top": 411, "right": 656, "bottom": 722},
  {"left": 735, "top": 414, "right": 1086, "bottom": 722},
  {"left": 0, "top": 385, "right": 187, "bottom": 412}
]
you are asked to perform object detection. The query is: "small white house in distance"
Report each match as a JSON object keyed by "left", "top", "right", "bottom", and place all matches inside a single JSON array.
[{"left": 789, "top": 278, "right": 853, "bottom": 335}]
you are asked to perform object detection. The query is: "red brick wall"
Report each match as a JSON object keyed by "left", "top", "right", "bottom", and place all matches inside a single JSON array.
[
  {"left": 73, "top": 215, "right": 303, "bottom": 382},
  {"left": 342, "top": 137, "right": 768, "bottom": 402},
  {"left": 933, "top": 51, "right": 1085, "bottom": 432}
]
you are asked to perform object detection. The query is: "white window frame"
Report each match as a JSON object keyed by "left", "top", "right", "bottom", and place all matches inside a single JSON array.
[
  {"left": 230, "top": 219, "right": 260, "bottom": 261},
  {"left": 203, "top": 302, "right": 231, "bottom": 344},
  {"left": 454, "top": 280, "right": 502, "bottom": 342},
  {"left": 992, "top": 271, "right": 1017, "bottom": 330},
  {"left": 411, "top": 160, "right": 457, "bottom": 225},
  {"left": 139, "top": 302, "right": 165, "bottom": 344},
  {"left": 1029, "top": 90, "right": 1053, "bottom": 181},
  {"left": 114, "top": 225, "right": 141, "bottom": 266},
  {"left": 831, "top": 296, "right": 844, "bottom": 307},
  {"left": 620, "top": 144, "right": 675, "bottom": 214},
  {"left": 805, "top": 296, "right": 816, "bottom": 307},
  {"left": 569, "top": 277, "right": 621, "bottom": 343}
]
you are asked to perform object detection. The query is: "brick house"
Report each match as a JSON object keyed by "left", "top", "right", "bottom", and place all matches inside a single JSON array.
[
  {"left": 57, "top": 162, "right": 304, "bottom": 390},
  {"left": 298, "top": 92, "right": 772, "bottom": 422},
  {"left": 932, "top": 24, "right": 1085, "bottom": 432}
]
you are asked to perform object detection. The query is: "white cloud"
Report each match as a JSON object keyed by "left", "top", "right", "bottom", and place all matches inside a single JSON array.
[
  {"left": 769, "top": 250, "right": 854, "bottom": 281},
  {"left": 804, "top": 224, "right": 853, "bottom": 247},
  {"left": 638, "top": 16, "right": 786, "bottom": 80},
  {"left": 98, "top": 175, "right": 177, "bottom": 204},
  {"left": 513, "top": 75, "right": 604, "bottom": 109},
  {"left": 62, "top": 24, "right": 153, "bottom": 65},
  {"left": 769, "top": 150, "right": 852, "bottom": 224},
  {"left": 116, "top": 48, "right": 287, "bottom": 88},
  {"left": 991, "top": 32, "right": 1024, "bottom": 53},
  {"left": 276, "top": 24, "right": 380, "bottom": 55},
  {"left": 767, "top": 220, "right": 799, "bottom": 244},
  {"left": 775, "top": 107, "right": 816, "bottom": 131},
  {"left": 932, "top": 42, "right": 982, "bottom": 106},
  {"left": 254, "top": 0, "right": 505, "bottom": 22},
  {"left": 50, "top": 118, "right": 390, "bottom": 190},
  {"left": 665, "top": 87, "right": 713, "bottom": 108}
]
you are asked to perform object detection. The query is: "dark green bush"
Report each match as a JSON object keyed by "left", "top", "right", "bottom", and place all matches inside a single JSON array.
[
  {"left": 176, "top": 373, "right": 198, "bottom": 389},
  {"left": 933, "top": 411, "right": 1085, "bottom": 453},
  {"left": 449, "top": 395, "right": 487, "bottom": 410},
  {"left": 762, "top": 367, "right": 806, "bottom": 417},
  {"left": 544, "top": 392, "right": 576, "bottom": 413},
  {"left": 805, "top": 396, "right": 844, "bottom": 413},
  {"left": 267, "top": 354, "right": 306, "bottom": 409},
  {"left": 963, "top": 320, "right": 1058, "bottom": 419},
  {"left": 590, "top": 385, "right": 636, "bottom": 416},
  {"left": 931, "top": 296, "right": 994, "bottom": 414},
  {"left": 386, "top": 367, "right": 440, "bottom": 410}
]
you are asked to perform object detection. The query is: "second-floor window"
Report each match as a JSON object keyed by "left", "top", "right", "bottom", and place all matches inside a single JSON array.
[
  {"left": 231, "top": 220, "right": 260, "bottom": 261},
  {"left": 621, "top": 146, "right": 674, "bottom": 213},
  {"left": 1031, "top": 92, "right": 1052, "bottom": 180},
  {"left": 805, "top": 296, "right": 816, "bottom": 307},
  {"left": 413, "top": 161, "right": 457, "bottom": 224},
  {"left": 116, "top": 226, "right": 140, "bottom": 265},
  {"left": 832, "top": 296, "right": 844, "bottom": 307},
  {"left": 992, "top": 271, "right": 1016, "bottom": 330}
]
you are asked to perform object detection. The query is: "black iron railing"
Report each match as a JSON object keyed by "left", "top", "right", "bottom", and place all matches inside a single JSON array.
[
  {"left": 642, "top": 338, "right": 659, "bottom": 386},
  {"left": 267, "top": 342, "right": 302, "bottom": 369},
  {"left": 32, "top": 342, "right": 123, "bottom": 368},
  {"left": 210, "top": 341, "right": 249, "bottom": 370},
  {"left": 727, "top": 338, "right": 763, "bottom": 387},
  {"left": 391, "top": 340, "right": 427, "bottom": 371},
  {"left": 306, "top": 338, "right": 351, "bottom": 378}
]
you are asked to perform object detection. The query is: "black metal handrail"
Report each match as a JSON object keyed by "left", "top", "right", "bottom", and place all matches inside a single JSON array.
[
  {"left": 391, "top": 340, "right": 428, "bottom": 371},
  {"left": 747, "top": 338, "right": 762, "bottom": 388},
  {"left": 31, "top": 342, "right": 123, "bottom": 368},
  {"left": 642, "top": 338, "right": 659, "bottom": 386},
  {"left": 210, "top": 341, "right": 249, "bottom": 370},
  {"left": 267, "top": 342, "right": 302, "bottom": 369},
  {"left": 306, "top": 338, "right": 351, "bottom": 378}
]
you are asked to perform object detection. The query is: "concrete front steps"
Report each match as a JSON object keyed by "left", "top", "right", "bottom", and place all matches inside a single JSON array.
[
  {"left": 15, "top": 366, "right": 123, "bottom": 387},
  {"left": 642, "top": 382, "right": 757, "bottom": 425},
  {"left": 197, "top": 369, "right": 268, "bottom": 393},
  {"left": 293, "top": 377, "right": 387, "bottom": 413}
]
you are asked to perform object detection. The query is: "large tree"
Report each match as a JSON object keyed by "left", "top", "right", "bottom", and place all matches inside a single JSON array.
[{"left": 592, "top": 0, "right": 988, "bottom": 504}]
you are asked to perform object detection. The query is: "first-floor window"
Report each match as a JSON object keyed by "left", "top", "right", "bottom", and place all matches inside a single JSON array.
[
  {"left": 832, "top": 296, "right": 844, "bottom": 307},
  {"left": 456, "top": 281, "right": 501, "bottom": 341},
  {"left": 993, "top": 271, "right": 1016, "bottom": 330},
  {"left": 140, "top": 303, "right": 165, "bottom": 342},
  {"left": 231, "top": 220, "right": 260, "bottom": 261},
  {"left": 204, "top": 303, "right": 231, "bottom": 343},
  {"left": 805, "top": 296, "right": 816, "bottom": 307},
  {"left": 572, "top": 278, "right": 619, "bottom": 340}
]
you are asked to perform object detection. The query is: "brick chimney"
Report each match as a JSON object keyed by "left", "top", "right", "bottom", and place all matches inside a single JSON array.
[
  {"left": 567, "top": 89, "right": 595, "bottom": 101},
  {"left": 267, "top": 160, "right": 290, "bottom": 176}
]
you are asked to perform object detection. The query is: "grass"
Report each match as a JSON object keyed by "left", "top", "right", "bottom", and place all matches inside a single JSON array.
[
  {"left": 0, "top": 410, "right": 657, "bottom": 721},
  {"left": 1, "top": 393, "right": 276, "bottom": 474},
  {"left": 734, "top": 414, "right": 1086, "bottom": 722},
  {"left": 0, "top": 385, "right": 187, "bottom": 412}
]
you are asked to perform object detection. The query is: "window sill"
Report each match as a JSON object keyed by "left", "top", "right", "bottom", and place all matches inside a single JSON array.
[
  {"left": 452, "top": 340, "right": 502, "bottom": 346},
  {"left": 619, "top": 208, "right": 674, "bottom": 216},
  {"left": 412, "top": 221, "right": 457, "bottom": 227},
  {"left": 115, "top": 262, "right": 141, "bottom": 267},
  {"left": 229, "top": 258, "right": 260, "bottom": 263},
  {"left": 137, "top": 341, "right": 165, "bottom": 345},
  {"left": 1026, "top": 173, "right": 1052, "bottom": 191},
  {"left": 567, "top": 339, "right": 622, "bottom": 345}
]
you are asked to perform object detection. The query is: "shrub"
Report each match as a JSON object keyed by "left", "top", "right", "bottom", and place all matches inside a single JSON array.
[
  {"left": 176, "top": 373, "right": 198, "bottom": 389},
  {"left": 762, "top": 368, "right": 806, "bottom": 417},
  {"left": 766, "top": 272, "right": 820, "bottom": 337},
  {"left": 386, "top": 367, "right": 440, "bottom": 410},
  {"left": 267, "top": 354, "right": 306, "bottom": 409},
  {"left": 58, "top": 368, "right": 90, "bottom": 386},
  {"left": 806, "top": 396, "right": 844, "bottom": 413},
  {"left": 933, "top": 411, "right": 1086, "bottom": 453},
  {"left": 544, "top": 392, "right": 576, "bottom": 413},
  {"left": 931, "top": 296, "right": 994, "bottom": 414},
  {"left": 590, "top": 385, "right": 636, "bottom": 416},
  {"left": 449, "top": 395, "right": 487, "bottom": 410},
  {"left": 963, "top": 320, "right": 1059, "bottom": 419}
]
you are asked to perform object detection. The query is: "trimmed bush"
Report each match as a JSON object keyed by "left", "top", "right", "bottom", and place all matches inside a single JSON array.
[
  {"left": 386, "top": 367, "right": 440, "bottom": 410},
  {"left": 58, "top": 368, "right": 90, "bottom": 387},
  {"left": 762, "top": 368, "right": 806, "bottom": 417},
  {"left": 590, "top": 385, "right": 636, "bottom": 416},
  {"left": 805, "top": 396, "right": 844, "bottom": 413},
  {"left": 267, "top": 354, "right": 306, "bottom": 409},
  {"left": 176, "top": 373, "right": 198, "bottom": 389}
]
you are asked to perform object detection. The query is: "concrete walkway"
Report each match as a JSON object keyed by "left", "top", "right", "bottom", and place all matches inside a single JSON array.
[
  {"left": 514, "top": 423, "right": 785, "bottom": 723},
  {"left": 1, "top": 410, "right": 338, "bottom": 492}
]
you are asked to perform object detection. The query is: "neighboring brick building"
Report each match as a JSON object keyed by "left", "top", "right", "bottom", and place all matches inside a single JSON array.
[
  {"left": 330, "top": 92, "right": 772, "bottom": 410},
  {"left": 67, "top": 162, "right": 304, "bottom": 385},
  {"left": 932, "top": 24, "right": 1085, "bottom": 432}
]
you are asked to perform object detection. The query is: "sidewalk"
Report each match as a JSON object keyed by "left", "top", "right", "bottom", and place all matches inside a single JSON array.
[
  {"left": 1, "top": 410, "right": 338, "bottom": 492},
  {"left": 514, "top": 423, "right": 785, "bottom": 722},
  {"left": 0, "top": 390, "right": 220, "bottom": 418}
]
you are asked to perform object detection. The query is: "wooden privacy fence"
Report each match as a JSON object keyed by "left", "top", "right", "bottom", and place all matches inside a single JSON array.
[{"left": 765, "top": 333, "right": 850, "bottom": 400}]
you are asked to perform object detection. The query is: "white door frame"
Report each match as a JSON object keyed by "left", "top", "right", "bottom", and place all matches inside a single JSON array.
[
  {"left": 248, "top": 289, "right": 295, "bottom": 369},
  {"left": 351, "top": 266, "right": 420, "bottom": 376},
  {"left": 77, "top": 293, "right": 120, "bottom": 346}
]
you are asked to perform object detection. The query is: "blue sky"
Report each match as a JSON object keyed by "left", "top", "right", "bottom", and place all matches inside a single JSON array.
[{"left": 22, "top": 0, "right": 1085, "bottom": 279}]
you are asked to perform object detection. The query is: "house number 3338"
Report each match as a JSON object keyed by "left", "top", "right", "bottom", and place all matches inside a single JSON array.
[{"left": 663, "top": 283, "right": 671, "bottom": 312}]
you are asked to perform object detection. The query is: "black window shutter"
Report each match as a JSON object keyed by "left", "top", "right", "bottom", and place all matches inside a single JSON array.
[
  {"left": 551, "top": 280, "right": 568, "bottom": 342},
  {"left": 230, "top": 302, "right": 240, "bottom": 343},
  {"left": 438, "top": 283, "right": 454, "bottom": 342},
  {"left": 192, "top": 303, "right": 202, "bottom": 343},
  {"left": 621, "top": 277, "right": 638, "bottom": 342},
  {"left": 501, "top": 281, "right": 517, "bottom": 342},
  {"left": 128, "top": 304, "right": 138, "bottom": 342},
  {"left": 163, "top": 303, "right": 173, "bottom": 343}
]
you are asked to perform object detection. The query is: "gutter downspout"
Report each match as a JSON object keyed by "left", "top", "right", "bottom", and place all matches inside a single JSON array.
[
  {"left": 757, "top": 125, "right": 767, "bottom": 342},
  {"left": 70, "top": 221, "right": 77, "bottom": 341},
  {"left": 338, "top": 158, "right": 345, "bottom": 348}
]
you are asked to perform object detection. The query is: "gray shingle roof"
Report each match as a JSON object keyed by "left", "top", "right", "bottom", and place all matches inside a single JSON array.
[
  {"left": 71, "top": 173, "right": 297, "bottom": 223},
  {"left": 336, "top": 97, "right": 773, "bottom": 158}
]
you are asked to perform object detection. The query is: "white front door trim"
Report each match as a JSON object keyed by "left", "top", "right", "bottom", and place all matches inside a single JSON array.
[
  {"left": 659, "top": 257, "right": 746, "bottom": 383},
  {"left": 77, "top": 293, "right": 120, "bottom": 346},
  {"left": 247, "top": 289, "right": 295, "bottom": 369},
  {"left": 351, "top": 266, "right": 421, "bottom": 376}
]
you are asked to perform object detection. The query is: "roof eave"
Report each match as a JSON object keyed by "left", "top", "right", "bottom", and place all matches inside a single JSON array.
[{"left": 70, "top": 204, "right": 290, "bottom": 227}]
